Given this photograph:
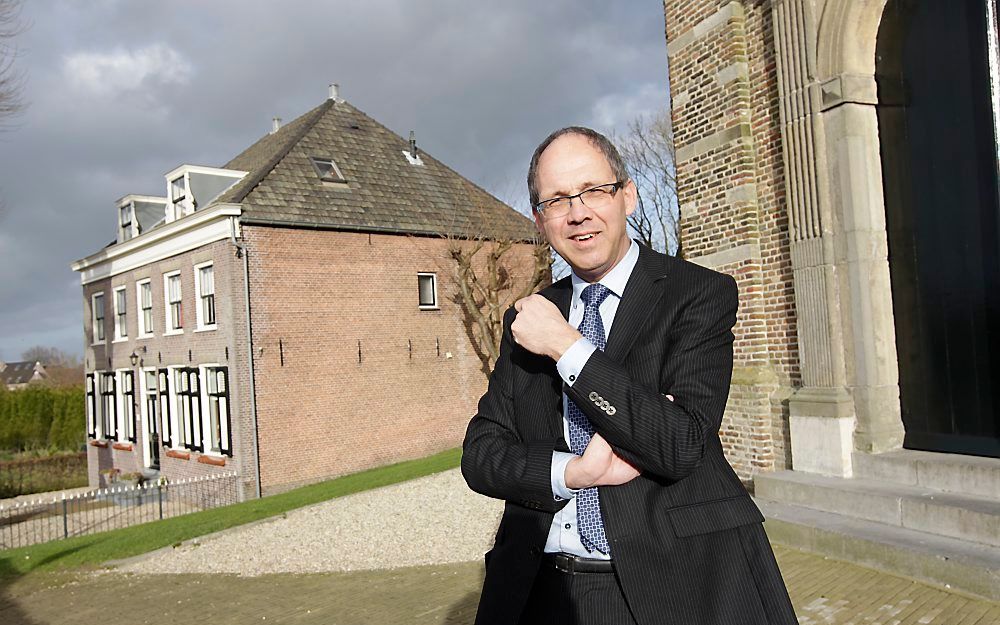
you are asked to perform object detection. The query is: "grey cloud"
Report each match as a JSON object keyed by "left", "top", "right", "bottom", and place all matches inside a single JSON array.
[{"left": 0, "top": 0, "right": 668, "bottom": 360}]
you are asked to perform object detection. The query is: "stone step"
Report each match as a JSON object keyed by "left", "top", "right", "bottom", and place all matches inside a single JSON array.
[
  {"left": 853, "top": 449, "right": 1000, "bottom": 499},
  {"left": 757, "top": 498, "right": 1000, "bottom": 602},
  {"left": 755, "top": 470, "right": 1000, "bottom": 548}
]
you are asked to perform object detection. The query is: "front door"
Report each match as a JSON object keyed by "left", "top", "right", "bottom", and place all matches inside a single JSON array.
[
  {"left": 142, "top": 370, "right": 160, "bottom": 470},
  {"left": 877, "top": 0, "right": 1000, "bottom": 458}
]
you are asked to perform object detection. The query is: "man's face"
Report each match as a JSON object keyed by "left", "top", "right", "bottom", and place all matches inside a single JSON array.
[{"left": 533, "top": 133, "right": 637, "bottom": 282}]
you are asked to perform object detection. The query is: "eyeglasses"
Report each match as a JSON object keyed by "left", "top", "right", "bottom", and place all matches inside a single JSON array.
[{"left": 533, "top": 181, "right": 625, "bottom": 219}]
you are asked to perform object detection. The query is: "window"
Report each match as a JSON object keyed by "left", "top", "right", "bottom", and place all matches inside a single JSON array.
[
  {"left": 137, "top": 279, "right": 153, "bottom": 337},
  {"left": 195, "top": 263, "right": 216, "bottom": 329},
  {"left": 86, "top": 374, "right": 97, "bottom": 438},
  {"left": 205, "top": 367, "right": 232, "bottom": 456},
  {"left": 119, "top": 203, "right": 134, "bottom": 242},
  {"left": 119, "top": 370, "right": 136, "bottom": 442},
  {"left": 157, "top": 369, "right": 172, "bottom": 447},
  {"left": 170, "top": 176, "right": 189, "bottom": 218},
  {"left": 92, "top": 293, "right": 106, "bottom": 342},
  {"left": 309, "top": 157, "right": 346, "bottom": 183},
  {"left": 165, "top": 272, "right": 182, "bottom": 332},
  {"left": 175, "top": 368, "right": 202, "bottom": 451},
  {"left": 100, "top": 372, "right": 117, "bottom": 440},
  {"left": 417, "top": 273, "right": 438, "bottom": 309},
  {"left": 113, "top": 286, "right": 128, "bottom": 340}
]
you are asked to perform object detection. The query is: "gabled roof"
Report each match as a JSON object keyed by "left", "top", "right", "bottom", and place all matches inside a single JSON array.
[
  {"left": 216, "top": 98, "right": 537, "bottom": 241},
  {"left": 0, "top": 361, "right": 46, "bottom": 386}
]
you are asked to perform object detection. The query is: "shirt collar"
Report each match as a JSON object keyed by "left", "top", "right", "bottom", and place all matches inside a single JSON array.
[{"left": 570, "top": 239, "right": 640, "bottom": 303}]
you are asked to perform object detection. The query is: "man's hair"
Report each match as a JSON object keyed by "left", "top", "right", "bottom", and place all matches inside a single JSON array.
[{"left": 526, "top": 126, "right": 629, "bottom": 209}]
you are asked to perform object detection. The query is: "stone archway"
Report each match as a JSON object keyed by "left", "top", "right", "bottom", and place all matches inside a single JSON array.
[{"left": 774, "top": 0, "right": 905, "bottom": 477}]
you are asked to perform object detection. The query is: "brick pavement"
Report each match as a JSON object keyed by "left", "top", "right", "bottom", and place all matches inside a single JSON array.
[{"left": 1, "top": 545, "right": 998, "bottom": 624}]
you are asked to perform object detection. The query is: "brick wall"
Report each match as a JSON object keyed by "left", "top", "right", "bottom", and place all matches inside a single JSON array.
[
  {"left": 243, "top": 226, "right": 538, "bottom": 495},
  {"left": 665, "top": 0, "right": 799, "bottom": 479}
]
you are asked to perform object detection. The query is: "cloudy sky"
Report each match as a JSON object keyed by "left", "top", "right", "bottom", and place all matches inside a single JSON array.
[{"left": 0, "top": 0, "right": 670, "bottom": 361}]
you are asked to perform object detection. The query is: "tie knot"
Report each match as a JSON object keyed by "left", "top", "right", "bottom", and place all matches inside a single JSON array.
[{"left": 581, "top": 283, "right": 612, "bottom": 308}]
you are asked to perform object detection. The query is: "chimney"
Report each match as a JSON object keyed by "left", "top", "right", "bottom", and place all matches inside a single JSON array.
[
  {"left": 329, "top": 83, "right": 341, "bottom": 101},
  {"left": 409, "top": 130, "right": 418, "bottom": 158},
  {"left": 271, "top": 117, "right": 282, "bottom": 134}
]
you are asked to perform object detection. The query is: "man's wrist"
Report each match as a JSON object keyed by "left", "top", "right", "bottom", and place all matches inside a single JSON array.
[{"left": 549, "top": 327, "right": 583, "bottom": 361}]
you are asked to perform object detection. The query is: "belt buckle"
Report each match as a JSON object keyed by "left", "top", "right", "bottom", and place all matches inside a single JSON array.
[{"left": 553, "top": 553, "right": 574, "bottom": 574}]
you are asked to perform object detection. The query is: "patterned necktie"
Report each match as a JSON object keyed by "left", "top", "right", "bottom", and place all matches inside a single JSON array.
[{"left": 568, "top": 283, "right": 613, "bottom": 554}]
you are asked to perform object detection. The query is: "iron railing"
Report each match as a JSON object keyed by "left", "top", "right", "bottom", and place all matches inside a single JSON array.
[{"left": 0, "top": 471, "right": 239, "bottom": 550}]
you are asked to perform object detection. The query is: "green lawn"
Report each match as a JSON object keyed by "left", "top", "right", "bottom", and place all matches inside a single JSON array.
[{"left": 0, "top": 448, "right": 462, "bottom": 577}]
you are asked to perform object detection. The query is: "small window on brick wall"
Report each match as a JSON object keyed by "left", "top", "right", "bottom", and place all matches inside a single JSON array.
[{"left": 417, "top": 273, "right": 437, "bottom": 309}]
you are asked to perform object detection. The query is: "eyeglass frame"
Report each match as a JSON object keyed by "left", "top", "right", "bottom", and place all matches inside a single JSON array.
[{"left": 532, "top": 181, "right": 626, "bottom": 218}]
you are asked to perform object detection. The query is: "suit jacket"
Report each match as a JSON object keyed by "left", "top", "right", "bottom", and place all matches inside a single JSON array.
[{"left": 461, "top": 243, "right": 797, "bottom": 625}]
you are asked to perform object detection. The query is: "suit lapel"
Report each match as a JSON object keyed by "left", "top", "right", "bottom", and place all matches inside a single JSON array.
[
  {"left": 539, "top": 278, "right": 573, "bottom": 440},
  {"left": 604, "top": 244, "right": 669, "bottom": 363}
]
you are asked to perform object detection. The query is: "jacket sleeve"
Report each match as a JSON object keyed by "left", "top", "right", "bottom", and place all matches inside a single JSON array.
[
  {"left": 565, "top": 272, "right": 737, "bottom": 482},
  {"left": 461, "top": 307, "right": 569, "bottom": 514}
]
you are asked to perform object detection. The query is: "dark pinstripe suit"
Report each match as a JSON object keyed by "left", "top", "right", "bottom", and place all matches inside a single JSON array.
[{"left": 462, "top": 242, "right": 797, "bottom": 625}]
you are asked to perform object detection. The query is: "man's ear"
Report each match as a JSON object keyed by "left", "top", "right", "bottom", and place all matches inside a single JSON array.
[
  {"left": 533, "top": 209, "right": 547, "bottom": 239},
  {"left": 623, "top": 179, "right": 638, "bottom": 217}
]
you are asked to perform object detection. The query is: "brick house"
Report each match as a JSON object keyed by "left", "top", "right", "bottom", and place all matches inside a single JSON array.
[
  {"left": 71, "top": 86, "right": 538, "bottom": 499},
  {"left": 663, "top": 0, "right": 1000, "bottom": 598}
]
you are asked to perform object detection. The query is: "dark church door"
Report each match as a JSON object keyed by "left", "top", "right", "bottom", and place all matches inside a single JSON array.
[{"left": 877, "top": 0, "right": 1000, "bottom": 458}]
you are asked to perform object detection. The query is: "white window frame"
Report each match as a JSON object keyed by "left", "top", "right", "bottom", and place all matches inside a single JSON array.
[
  {"left": 136, "top": 279, "right": 154, "bottom": 338},
  {"left": 159, "top": 367, "right": 175, "bottom": 449},
  {"left": 119, "top": 201, "right": 136, "bottom": 242},
  {"left": 199, "top": 363, "right": 232, "bottom": 457},
  {"left": 417, "top": 272, "right": 439, "bottom": 310},
  {"left": 163, "top": 271, "right": 183, "bottom": 335},
  {"left": 116, "top": 368, "right": 136, "bottom": 443},
  {"left": 91, "top": 292, "right": 106, "bottom": 345},
  {"left": 112, "top": 286, "right": 128, "bottom": 342},
  {"left": 173, "top": 366, "right": 203, "bottom": 452},
  {"left": 99, "top": 370, "right": 116, "bottom": 441},
  {"left": 194, "top": 261, "right": 217, "bottom": 331},
  {"left": 86, "top": 373, "right": 98, "bottom": 439}
]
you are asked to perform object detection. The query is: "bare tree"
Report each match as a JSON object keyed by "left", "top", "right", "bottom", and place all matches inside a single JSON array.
[
  {"left": 431, "top": 181, "right": 551, "bottom": 378},
  {"left": 21, "top": 346, "right": 80, "bottom": 368},
  {"left": 615, "top": 110, "right": 681, "bottom": 257},
  {"left": 0, "top": 0, "right": 23, "bottom": 125}
]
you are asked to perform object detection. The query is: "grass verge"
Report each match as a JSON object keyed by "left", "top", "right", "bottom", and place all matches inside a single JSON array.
[{"left": 0, "top": 447, "right": 461, "bottom": 577}]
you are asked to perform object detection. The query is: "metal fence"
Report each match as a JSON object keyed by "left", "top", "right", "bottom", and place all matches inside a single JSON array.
[{"left": 0, "top": 471, "right": 239, "bottom": 550}]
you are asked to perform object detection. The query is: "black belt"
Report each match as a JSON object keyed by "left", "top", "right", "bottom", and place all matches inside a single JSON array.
[{"left": 542, "top": 552, "right": 615, "bottom": 574}]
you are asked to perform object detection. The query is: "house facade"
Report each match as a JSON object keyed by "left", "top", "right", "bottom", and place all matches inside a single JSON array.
[
  {"left": 72, "top": 87, "right": 538, "bottom": 499},
  {"left": 663, "top": 0, "right": 1000, "bottom": 598}
]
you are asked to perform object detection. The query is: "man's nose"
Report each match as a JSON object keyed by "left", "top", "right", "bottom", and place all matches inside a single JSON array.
[{"left": 566, "top": 196, "right": 592, "bottom": 223}]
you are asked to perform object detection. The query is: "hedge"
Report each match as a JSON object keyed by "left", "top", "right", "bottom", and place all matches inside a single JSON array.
[{"left": 0, "top": 385, "right": 86, "bottom": 453}]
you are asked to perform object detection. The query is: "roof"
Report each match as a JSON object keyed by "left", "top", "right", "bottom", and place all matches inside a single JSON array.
[
  {"left": 0, "top": 361, "right": 46, "bottom": 386},
  {"left": 217, "top": 98, "right": 537, "bottom": 241}
]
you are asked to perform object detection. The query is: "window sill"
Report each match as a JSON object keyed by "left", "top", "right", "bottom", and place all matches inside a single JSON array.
[
  {"left": 112, "top": 338, "right": 129, "bottom": 344},
  {"left": 91, "top": 341, "right": 106, "bottom": 347},
  {"left": 137, "top": 333, "right": 155, "bottom": 340},
  {"left": 197, "top": 454, "right": 226, "bottom": 466},
  {"left": 194, "top": 325, "right": 218, "bottom": 333},
  {"left": 112, "top": 442, "right": 133, "bottom": 451},
  {"left": 418, "top": 306, "right": 440, "bottom": 311},
  {"left": 89, "top": 440, "right": 109, "bottom": 448},
  {"left": 165, "top": 449, "right": 190, "bottom": 460},
  {"left": 163, "top": 329, "right": 184, "bottom": 336}
]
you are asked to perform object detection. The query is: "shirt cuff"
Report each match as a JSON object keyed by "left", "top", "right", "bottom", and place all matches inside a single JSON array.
[
  {"left": 556, "top": 338, "right": 596, "bottom": 387},
  {"left": 551, "top": 451, "right": 579, "bottom": 500}
]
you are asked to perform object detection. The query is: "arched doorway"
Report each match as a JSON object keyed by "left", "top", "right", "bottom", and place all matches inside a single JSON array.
[{"left": 876, "top": 0, "right": 1000, "bottom": 457}]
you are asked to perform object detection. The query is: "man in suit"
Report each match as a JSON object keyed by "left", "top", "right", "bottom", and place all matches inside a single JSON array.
[{"left": 461, "top": 127, "right": 797, "bottom": 625}]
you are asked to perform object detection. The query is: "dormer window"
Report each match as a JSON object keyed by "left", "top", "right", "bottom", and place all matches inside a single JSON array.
[
  {"left": 170, "top": 176, "right": 190, "bottom": 219},
  {"left": 310, "top": 157, "right": 346, "bottom": 183},
  {"left": 119, "top": 203, "right": 134, "bottom": 242}
]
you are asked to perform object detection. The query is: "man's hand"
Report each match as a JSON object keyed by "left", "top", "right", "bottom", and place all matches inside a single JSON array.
[
  {"left": 565, "top": 433, "right": 641, "bottom": 489},
  {"left": 511, "top": 295, "right": 581, "bottom": 361}
]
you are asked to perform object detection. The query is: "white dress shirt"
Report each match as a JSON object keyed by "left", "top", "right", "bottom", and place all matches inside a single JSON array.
[{"left": 544, "top": 239, "right": 640, "bottom": 558}]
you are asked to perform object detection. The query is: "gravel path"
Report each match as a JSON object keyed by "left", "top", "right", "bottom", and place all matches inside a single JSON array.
[{"left": 117, "top": 468, "right": 504, "bottom": 576}]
